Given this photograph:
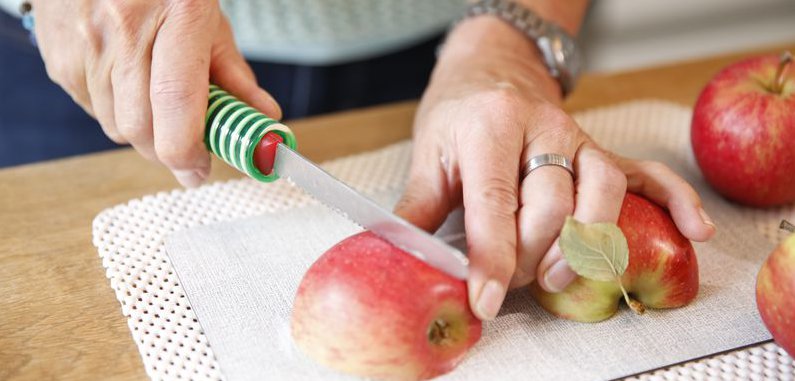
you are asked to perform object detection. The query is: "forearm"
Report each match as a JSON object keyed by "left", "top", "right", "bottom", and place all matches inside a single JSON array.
[{"left": 437, "top": 0, "right": 589, "bottom": 101}]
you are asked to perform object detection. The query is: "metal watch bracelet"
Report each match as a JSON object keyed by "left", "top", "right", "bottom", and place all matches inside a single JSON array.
[{"left": 453, "top": 0, "right": 583, "bottom": 96}]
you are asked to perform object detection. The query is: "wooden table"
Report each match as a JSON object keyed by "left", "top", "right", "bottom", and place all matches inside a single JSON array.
[{"left": 2, "top": 43, "right": 793, "bottom": 380}]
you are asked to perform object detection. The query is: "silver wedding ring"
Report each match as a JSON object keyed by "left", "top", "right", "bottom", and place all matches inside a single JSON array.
[{"left": 521, "top": 153, "right": 575, "bottom": 179}]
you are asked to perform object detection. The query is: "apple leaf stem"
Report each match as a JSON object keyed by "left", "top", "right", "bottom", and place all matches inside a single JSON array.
[
  {"left": 616, "top": 278, "right": 645, "bottom": 315},
  {"left": 772, "top": 51, "right": 792, "bottom": 94},
  {"left": 781, "top": 219, "right": 795, "bottom": 233}
]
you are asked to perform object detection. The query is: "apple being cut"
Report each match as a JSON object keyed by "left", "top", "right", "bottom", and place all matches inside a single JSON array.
[
  {"left": 756, "top": 225, "right": 795, "bottom": 357},
  {"left": 691, "top": 52, "right": 795, "bottom": 207},
  {"left": 530, "top": 193, "right": 699, "bottom": 322},
  {"left": 291, "top": 231, "right": 482, "bottom": 381}
]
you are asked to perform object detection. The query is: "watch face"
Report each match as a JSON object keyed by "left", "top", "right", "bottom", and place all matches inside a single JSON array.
[
  {"left": 547, "top": 28, "right": 581, "bottom": 94},
  {"left": 562, "top": 34, "right": 582, "bottom": 80},
  {"left": 551, "top": 29, "right": 582, "bottom": 80}
]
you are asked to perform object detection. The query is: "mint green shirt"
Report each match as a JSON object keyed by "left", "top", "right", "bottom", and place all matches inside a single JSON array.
[
  {"left": 2, "top": 0, "right": 465, "bottom": 64},
  {"left": 221, "top": 0, "right": 464, "bottom": 64}
]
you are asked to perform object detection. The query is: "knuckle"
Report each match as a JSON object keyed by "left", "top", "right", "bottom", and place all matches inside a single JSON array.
[
  {"left": 530, "top": 107, "right": 580, "bottom": 146},
  {"left": 101, "top": 124, "right": 126, "bottom": 144},
  {"left": 462, "top": 88, "right": 525, "bottom": 137},
  {"left": 588, "top": 160, "right": 627, "bottom": 196},
  {"left": 106, "top": 133, "right": 127, "bottom": 145},
  {"left": 43, "top": 61, "right": 70, "bottom": 85},
  {"left": 150, "top": 78, "right": 202, "bottom": 108},
  {"left": 75, "top": 16, "right": 103, "bottom": 54},
  {"left": 640, "top": 160, "right": 673, "bottom": 177},
  {"left": 534, "top": 102, "right": 573, "bottom": 127},
  {"left": 468, "top": 177, "right": 519, "bottom": 216},
  {"left": 538, "top": 113, "right": 578, "bottom": 140},
  {"left": 641, "top": 160, "right": 696, "bottom": 195},
  {"left": 155, "top": 140, "right": 196, "bottom": 169},
  {"left": 116, "top": 119, "right": 151, "bottom": 143},
  {"left": 44, "top": 62, "right": 87, "bottom": 101},
  {"left": 102, "top": 0, "right": 145, "bottom": 39}
]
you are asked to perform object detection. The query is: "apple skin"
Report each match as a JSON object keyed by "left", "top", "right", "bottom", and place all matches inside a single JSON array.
[
  {"left": 291, "top": 231, "right": 482, "bottom": 381},
  {"left": 691, "top": 53, "right": 795, "bottom": 207},
  {"left": 530, "top": 193, "right": 699, "bottom": 323},
  {"left": 756, "top": 233, "right": 795, "bottom": 357}
]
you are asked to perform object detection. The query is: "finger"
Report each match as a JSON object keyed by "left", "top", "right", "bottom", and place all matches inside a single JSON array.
[
  {"left": 111, "top": 35, "right": 156, "bottom": 161},
  {"left": 34, "top": 3, "right": 96, "bottom": 119},
  {"left": 150, "top": 3, "right": 214, "bottom": 187},
  {"left": 536, "top": 144, "right": 627, "bottom": 293},
  {"left": 617, "top": 157, "right": 716, "bottom": 242},
  {"left": 459, "top": 124, "right": 522, "bottom": 321},
  {"left": 45, "top": 61, "right": 97, "bottom": 122},
  {"left": 393, "top": 143, "right": 457, "bottom": 233},
  {"left": 86, "top": 57, "right": 124, "bottom": 144},
  {"left": 209, "top": 17, "right": 282, "bottom": 119},
  {"left": 511, "top": 133, "right": 577, "bottom": 289}
]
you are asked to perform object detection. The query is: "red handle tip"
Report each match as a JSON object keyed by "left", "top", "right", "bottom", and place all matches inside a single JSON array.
[{"left": 253, "top": 132, "right": 283, "bottom": 176}]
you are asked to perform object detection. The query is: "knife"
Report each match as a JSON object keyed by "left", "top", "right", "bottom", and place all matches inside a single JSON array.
[{"left": 205, "top": 85, "right": 469, "bottom": 280}]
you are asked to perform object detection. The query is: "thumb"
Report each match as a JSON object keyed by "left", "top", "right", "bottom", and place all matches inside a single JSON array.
[
  {"left": 393, "top": 147, "right": 455, "bottom": 234},
  {"left": 209, "top": 17, "right": 282, "bottom": 119}
]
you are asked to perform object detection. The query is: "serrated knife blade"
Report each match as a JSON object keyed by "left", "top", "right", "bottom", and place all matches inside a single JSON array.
[{"left": 273, "top": 143, "right": 469, "bottom": 279}]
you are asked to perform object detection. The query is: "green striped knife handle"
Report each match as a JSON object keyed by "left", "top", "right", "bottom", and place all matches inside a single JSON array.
[{"left": 205, "top": 85, "right": 296, "bottom": 182}]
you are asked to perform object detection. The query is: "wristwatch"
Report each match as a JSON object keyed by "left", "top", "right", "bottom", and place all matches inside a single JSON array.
[{"left": 464, "top": 0, "right": 583, "bottom": 96}]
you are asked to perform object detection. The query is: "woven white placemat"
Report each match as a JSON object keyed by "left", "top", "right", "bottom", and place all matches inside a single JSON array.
[{"left": 92, "top": 100, "right": 794, "bottom": 380}]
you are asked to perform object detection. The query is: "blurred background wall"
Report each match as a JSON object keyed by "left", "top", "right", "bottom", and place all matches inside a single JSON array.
[{"left": 581, "top": 0, "right": 795, "bottom": 72}]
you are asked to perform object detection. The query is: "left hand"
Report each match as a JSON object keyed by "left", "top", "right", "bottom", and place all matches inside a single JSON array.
[{"left": 394, "top": 18, "right": 716, "bottom": 321}]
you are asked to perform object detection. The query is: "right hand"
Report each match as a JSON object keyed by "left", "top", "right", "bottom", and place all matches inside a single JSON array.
[{"left": 32, "top": 0, "right": 281, "bottom": 186}]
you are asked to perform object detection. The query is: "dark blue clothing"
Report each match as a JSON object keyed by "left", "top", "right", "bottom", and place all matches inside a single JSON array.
[{"left": 0, "top": 11, "right": 439, "bottom": 167}]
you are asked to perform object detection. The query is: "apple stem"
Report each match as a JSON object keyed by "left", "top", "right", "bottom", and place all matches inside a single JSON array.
[
  {"left": 628, "top": 299, "right": 647, "bottom": 315},
  {"left": 781, "top": 219, "right": 795, "bottom": 233},
  {"left": 772, "top": 51, "right": 792, "bottom": 94},
  {"left": 616, "top": 277, "right": 646, "bottom": 315}
]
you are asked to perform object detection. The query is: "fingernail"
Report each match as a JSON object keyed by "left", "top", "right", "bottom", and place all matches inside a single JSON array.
[
  {"left": 543, "top": 260, "right": 578, "bottom": 293},
  {"left": 698, "top": 207, "right": 715, "bottom": 228},
  {"left": 476, "top": 280, "right": 505, "bottom": 320},
  {"left": 173, "top": 169, "right": 206, "bottom": 188}
]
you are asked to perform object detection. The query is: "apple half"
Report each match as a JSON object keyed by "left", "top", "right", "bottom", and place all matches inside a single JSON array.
[
  {"left": 756, "top": 225, "right": 795, "bottom": 357},
  {"left": 530, "top": 193, "right": 700, "bottom": 323},
  {"left": 291, "top": 231, "right": 482, "bottom": 381}
]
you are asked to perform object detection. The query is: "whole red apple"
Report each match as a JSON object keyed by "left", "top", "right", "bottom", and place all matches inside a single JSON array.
[
  {"left": 291, "top": 231, "right": 482, "bottom": 380},
  {"left": 530, "top": 193, "right": 699, "bottom": 322},
  {"left": 691, "top": 52, "right": 795, "bottom": 207},
  {"left": 756, "top": 229, "right": 795, "bottom": 357}
]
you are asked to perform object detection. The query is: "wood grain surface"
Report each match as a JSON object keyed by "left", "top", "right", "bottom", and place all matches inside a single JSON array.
[{"left": 1, "top": 42, "right": 793, "bottom": 380}]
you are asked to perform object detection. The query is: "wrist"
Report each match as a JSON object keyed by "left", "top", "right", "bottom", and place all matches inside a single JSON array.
[{"left": 435, "top": 17, "right": 563, "bottom": 102}]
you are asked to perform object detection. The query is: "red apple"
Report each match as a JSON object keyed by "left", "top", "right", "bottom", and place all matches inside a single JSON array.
[
  {"left": 291, "top": 231, "right": 482, "bottom": 380},
  {"left": 756, "top": 228, "right": 795, "bottom": 357},
  {"left": 691, "top": 52, "right": 795, "bottom": 207},
  {"left": 530, "top": 193, "right": 699, "bottom": 322}
]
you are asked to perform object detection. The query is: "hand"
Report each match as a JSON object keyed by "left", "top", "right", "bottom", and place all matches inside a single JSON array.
[
  {"left": 32, "top": 0, "right": 281, "bottom": 186},
  {"left": 394, "top": 18, "right": 716, "bottom": 321}
]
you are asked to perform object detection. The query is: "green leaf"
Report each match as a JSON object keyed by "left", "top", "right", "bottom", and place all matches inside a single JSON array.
[{"left": 558, "top": 216, "right": 629, "bottom": 282}]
